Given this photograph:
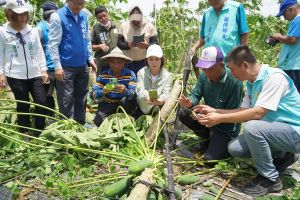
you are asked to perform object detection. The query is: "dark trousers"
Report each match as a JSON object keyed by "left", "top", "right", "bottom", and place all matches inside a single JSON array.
[
  {"left": 56, "top": 67, "right": 89, "bottom": 124},
  {"left": 7, "top": 77, "right": 48, "bottom": 135},
  {"left": 94, "top": 97, "right": 137, "bottom": 127},
  {"left": 284, "top": 70, "right": 300, "bottom": 93},
  {"left": 126, "top": 59, "right": 146, "bottom": 75},
  {"left": 178, "top": 108, "right": 232, "bottom": 160},
  {"left": 44, "top": 71, "right": 56, "bottom": 116}
]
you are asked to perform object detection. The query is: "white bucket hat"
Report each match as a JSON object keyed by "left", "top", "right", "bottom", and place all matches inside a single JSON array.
[
  {"left": 101, "top": 47, "right": 132, "bottom": 62},
  {"left": 5, "top": 0, "right": 29, "bottom": 14}
]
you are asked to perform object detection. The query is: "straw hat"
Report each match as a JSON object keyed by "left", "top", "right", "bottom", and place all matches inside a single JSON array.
[{"left": 101, "top": 47, "right": 132, "bottom": 62}]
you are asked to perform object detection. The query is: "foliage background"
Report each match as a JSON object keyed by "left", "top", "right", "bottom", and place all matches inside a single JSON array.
[{"left": 0, "top": 0, "right": 287, "bottom": 70}]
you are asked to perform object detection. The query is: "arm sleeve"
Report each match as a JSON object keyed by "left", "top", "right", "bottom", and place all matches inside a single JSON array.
[
  {"left": 188, "top": 74, "right": 203, "bottom": 106},
  {"left": 136, "top": 70, "right": 149, "bottom": 100},
  {"left": 117, "top": 34, "right": 130, "bottom": 50},
  {"left": 86, "top": 27, "right": 94, "bottom": 62},
  {"left": 236, "top": 4, "right": 249, "bottom": 34},
  {"left": 255, "top": 73, "right": 289, "bottom": 111},
  {"left": 200, "top": 14, "right": 206, "bottom": 39},
  {"left": 124, "top": 72, "right": 137, "bottom": 99},
  {"left": 48, "top": 13, "right": 63, "bottom": 69},
  {"left": 0, "top": 29, "right": 5, "bottom": 75},
  {"left": 91, "top": 25, "right": 98, "bottom": 45},
  {"left": 287, "top": 16, "right": 300, "bottom": 37},
  {"left": 159, "top": 74, "right": 173, "bottom": 100},
  {"left": 35, "top": 29, "right": 47, "bottom": 72},
  {"left": 90, "top": 75, "right": 105, "bottom": 99},
  {"left": 226, "top": 80, "right": 244, "bottom": 109},
  {"left": 149, "top": 35, "right": 159, "bottom": 45}
]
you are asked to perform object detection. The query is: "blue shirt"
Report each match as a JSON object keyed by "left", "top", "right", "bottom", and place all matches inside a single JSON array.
[
  {"left": 37, "top": 20, "right": 55, "bottom": 71},
  {"left": 48, "top": 5, "right": 93, "bottom": 69},
  {"left": 278, "top": 14, "right": 300, "bottom": 70},
  {"left": 200, "top": 2, "right": 249, "bottom": 57},
  {"left": 90, "top": 68, "right": 137, "bottom": 103}
]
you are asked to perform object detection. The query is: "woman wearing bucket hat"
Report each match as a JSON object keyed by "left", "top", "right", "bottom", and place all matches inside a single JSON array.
[
  {"left": 117, "top": 6, "right": 158, "bottom": 75},
  {"left": 135, "top": 44, "right": 172, "bottom": 118},
  {"left": 0, "top": 0, "right": 49, "bottom": 136},
  {"left": 90, "top": 47, "right": 137, "bottom": 126}
]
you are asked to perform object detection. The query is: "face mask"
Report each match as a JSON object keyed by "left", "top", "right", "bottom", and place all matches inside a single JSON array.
[{"left": 100, "top": 20, "right": 111, "bottom": 28}]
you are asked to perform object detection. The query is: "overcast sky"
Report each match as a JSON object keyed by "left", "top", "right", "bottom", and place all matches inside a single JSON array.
[{"left": 115, "top": 0, "right": 280, "bottom": 17}]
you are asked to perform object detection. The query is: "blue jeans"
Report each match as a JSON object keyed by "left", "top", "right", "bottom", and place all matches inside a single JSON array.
[
  {"left": 228, "top": 120, "right": 300, "bottom": 181},
  {"left": 56, "top": 67, "right": 89, "bottom": 124}
]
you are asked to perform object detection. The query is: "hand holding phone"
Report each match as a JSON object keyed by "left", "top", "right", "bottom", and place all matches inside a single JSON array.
[
  {"left": 105, "top": 78, "right": 118, "bottom": 91},
  {"left": 148, "top": 89, "right": 158, "bottom": 100}
]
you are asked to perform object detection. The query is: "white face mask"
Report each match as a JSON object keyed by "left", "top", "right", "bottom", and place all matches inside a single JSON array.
[{"left": 100, "top": 20, "right": 111, "bottom": 28}]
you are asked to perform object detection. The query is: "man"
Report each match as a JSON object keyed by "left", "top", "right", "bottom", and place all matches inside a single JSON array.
[
  {"left": 48, "top": 0, "right": 96, "bottom": 125},
  {"left": 273, "top": 0, "right": 300, "bottom": 92},
  {"left": 90, "top": 47, "right": 137, "bottom": 127},
  {"left": 191, "top": 0, "right": 249, "bottom": 77},
  {"left": 178, "top": 46, "right": 243, "bottom": 161},
  {"left": 197, "top": 46, "right": 300, "bottom": 197},
  {"left": 117, "top": 6, "right": 158, "bottom": 75},
  {"left": 36, "top": 1, "right": 58, "bottom": 117},
  {"left": 91, "top": 6, "right": 118, "bottom": 76}
]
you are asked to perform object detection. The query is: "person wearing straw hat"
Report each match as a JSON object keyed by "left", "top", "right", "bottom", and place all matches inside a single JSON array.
[
  {"left": 177, "top": 46, "right": 243, "bottom": 161},
  {"left": 0, "top": 0, "right": 48, "bottom": 136},
  {"left": 90, "top": 47, "right": 137, "bottom": 127}
]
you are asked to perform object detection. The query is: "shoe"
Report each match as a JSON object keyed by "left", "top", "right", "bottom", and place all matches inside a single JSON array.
[
  {"left": 175, "top": 145, "right": 195, "bottom": 159},
  {"left": 273, "top": 153, "right": 299, "bottom": 173},
  {"left": 194, "top": 141, "right": 209, "bottom": 153},
  {"left": 243, "top": 174, "right": 283, "bottom": 197},
  {"left": 84, "top": 123, "right": 96, "bottom": 129}
]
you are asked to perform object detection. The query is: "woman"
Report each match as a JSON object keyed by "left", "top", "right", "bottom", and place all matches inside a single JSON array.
[
  {"left": 0, "top": 0, "right": 48, "bottom": 136},
  {"left": 117, "top": 6, "right": 158, "bottom": 75},
  {"left": 136, "top": 44, "right": 172, "bottom": 117}
]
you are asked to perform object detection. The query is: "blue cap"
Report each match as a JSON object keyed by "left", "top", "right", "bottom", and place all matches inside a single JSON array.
[
  {"left": 276, "top": 0, "right": 297, "bottom": 17},
  {"left": 42, "top": 1, "right": 58, "bottom": 12}
]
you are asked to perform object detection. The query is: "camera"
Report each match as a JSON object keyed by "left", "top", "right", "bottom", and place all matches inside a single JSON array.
[{"left": 265, "top": 36, "right": 279, "bottom": 46}]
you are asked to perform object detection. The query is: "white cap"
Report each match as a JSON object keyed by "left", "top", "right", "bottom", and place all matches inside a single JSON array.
[
  {"left": 146, "top": 44, "right": 163, "bottom": 58},
  {"left": 5, "top": 0, "right": 29, "bottom": 14},
  {"left": 196, "top": 46, "right": 224, "bottom": 69}
]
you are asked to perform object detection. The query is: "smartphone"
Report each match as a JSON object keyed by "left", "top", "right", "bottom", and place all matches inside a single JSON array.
[
  {"left": 105, "top": 78, "right": 118, "bottom": 91},
  {"left": 265, "top": 36, "right": 279, "bottom": 46},
  {"left": 148, "top": 89, "right": 158, "bottom": 100},
  {"left": 133, "top": 33, "right": 145, "bottom": 43},
  {"left": 190, "top": 110, "right": 204, "bottom": 119}
]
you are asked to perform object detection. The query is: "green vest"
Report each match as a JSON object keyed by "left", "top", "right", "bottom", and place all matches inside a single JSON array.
[
  {"left": 246, "top": 65, "right": 300, "bottom": 134},
  {"left": 203, "top": 1, "right": 240, "bottom": 57}
]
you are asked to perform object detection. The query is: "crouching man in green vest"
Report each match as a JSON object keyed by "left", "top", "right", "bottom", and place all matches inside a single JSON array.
[{"left": 196, "top": 46, "right": 300, "bottom": 197}]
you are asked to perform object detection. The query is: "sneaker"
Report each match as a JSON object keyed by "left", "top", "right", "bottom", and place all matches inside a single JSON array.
[
  {"left": 273, "top": 153, "right": 299, "bottom": 173},
  {"left": 243, "top": 174, "right": 283, "bottom": 197}
]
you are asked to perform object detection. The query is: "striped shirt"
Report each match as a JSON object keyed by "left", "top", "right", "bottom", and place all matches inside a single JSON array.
[{"left": 90, "top": 68, "right": 137, "bottom": 103}]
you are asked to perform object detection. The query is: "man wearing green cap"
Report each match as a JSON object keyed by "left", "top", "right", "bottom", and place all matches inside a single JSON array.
[{"left": 272, "top": 0, "right": 300, "bottom": 92}]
